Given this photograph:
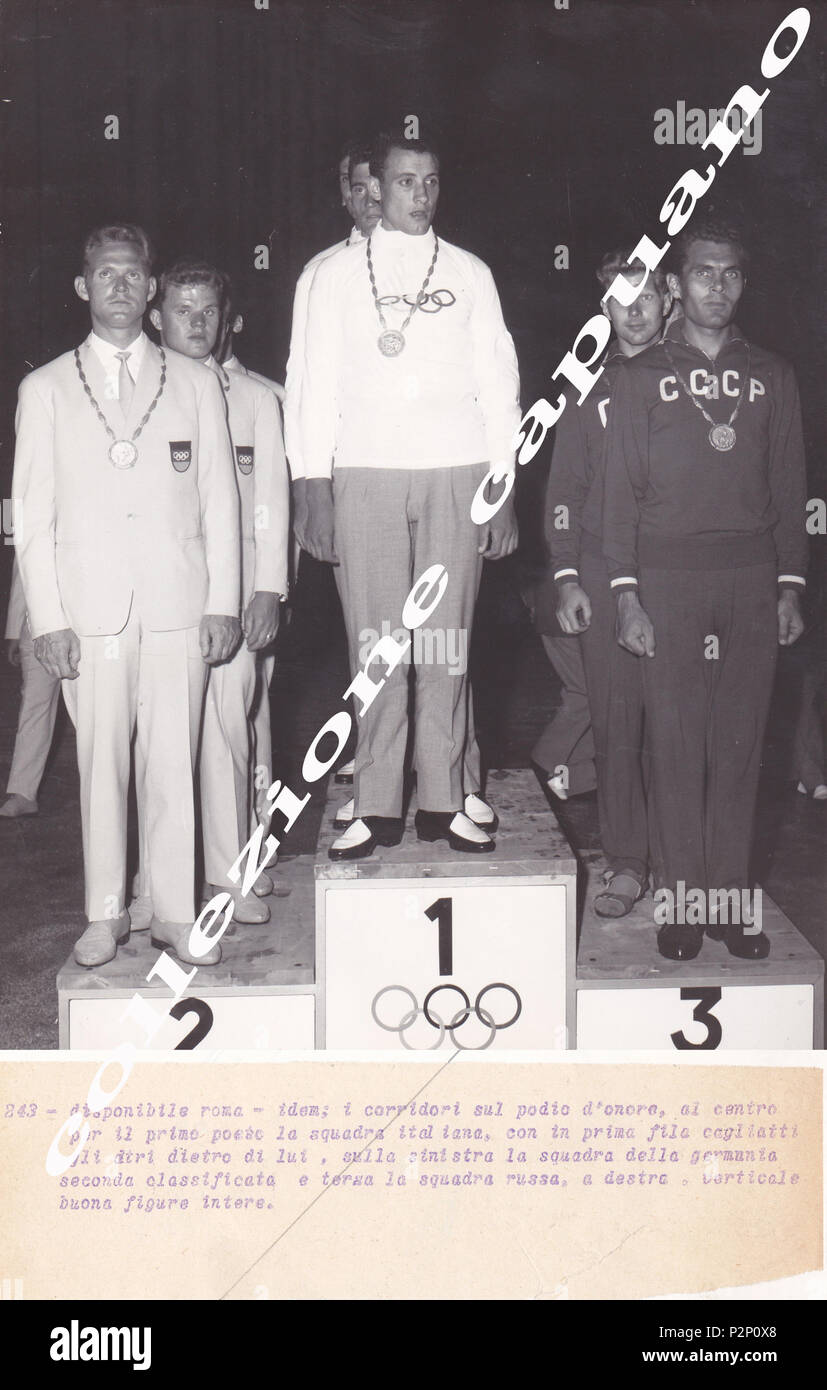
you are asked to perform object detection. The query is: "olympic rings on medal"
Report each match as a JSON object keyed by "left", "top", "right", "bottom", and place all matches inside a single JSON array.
[
  {"left": 371, "top": 982, "right": 522, "bottom": 1050},
  {"left": 375, "top": 289, "right": 456, "bottom": 313}
]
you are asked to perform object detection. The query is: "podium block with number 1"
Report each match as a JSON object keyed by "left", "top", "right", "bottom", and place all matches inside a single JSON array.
[{"left": 317, "top": 771, "right": 576, "bottom": 1051}]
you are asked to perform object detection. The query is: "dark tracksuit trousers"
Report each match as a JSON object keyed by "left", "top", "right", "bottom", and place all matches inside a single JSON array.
[
  {"left": 638, "top": 560, "right": 778, "bottom": 894},
  {"left": 530, "top": 632, "right": 596, "bottom": 795},
  {"left": 579, "top": 535, "right": 647, "bottom": 881}
]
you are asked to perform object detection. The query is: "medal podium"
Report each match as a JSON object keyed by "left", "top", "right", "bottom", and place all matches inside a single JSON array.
[{"left": 56, "top": 771, "right": 821, "bottom": 1052}]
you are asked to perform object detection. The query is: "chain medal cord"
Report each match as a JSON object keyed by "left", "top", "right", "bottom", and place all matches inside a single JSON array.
[
  {"left": 366, "top": 236, "right": 440, "bottom": 351},
  {"left": 74, "top": 347, "right": 167, "bottom": 462},
  {"left": 662, "top": 341, "right": 751, "bottom": 451}
]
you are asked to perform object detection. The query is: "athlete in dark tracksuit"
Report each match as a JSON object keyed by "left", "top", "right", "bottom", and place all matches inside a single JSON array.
[
  {"left": 541, "top": 351, "right": 648, "bottom": 890},
  {"left": 603, "top": 291, "right": 807, "bottom": 961}
]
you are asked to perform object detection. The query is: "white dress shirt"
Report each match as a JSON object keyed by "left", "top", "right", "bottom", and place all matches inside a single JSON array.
[
  {"left": 87, "top": 330, "right": 149, "bottom": 402},
  {"left": 283, "top": 227, "right": 363, "bottom": 480},
  {"left": 300, "top": 222, "right": 521, "bottom": 478}
]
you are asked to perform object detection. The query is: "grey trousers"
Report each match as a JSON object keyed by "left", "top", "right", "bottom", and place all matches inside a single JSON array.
[
  {"left": 333, "top": 463, "right": 488, "bottom": 818},
  {"left": 6, "top": 623, "right": 61, "bottom": 802}
]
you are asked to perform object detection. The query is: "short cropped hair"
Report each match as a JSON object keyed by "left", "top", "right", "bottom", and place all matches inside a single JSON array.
[
  {"left": 339, "top": 139, "right": 364, "bottom": 170},
  {"left": 82, "top": 223, "right": 154, "bottom": 274},
  {"left": 669, "top": 215, "right": 750, "bottom": 277},
  {"left": 370, "top": 132, "right": 440, "bottom": 182},
  {"left": 347, "top": 143, "right": 374, "bottom": 183},
  {"left": 157, "top": 258, "right": 230, "bottom": 309},
  {"left": 596, "top": 246, "right": 667, "bottom": 292}
]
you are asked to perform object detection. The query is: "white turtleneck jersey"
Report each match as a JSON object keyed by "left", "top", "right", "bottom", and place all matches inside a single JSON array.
[
  {"left": 284, "top": 227, "right": 363, "bottom": 480},
  {"left": 300, "top": 222, "right": 521, "bottom": 478}
]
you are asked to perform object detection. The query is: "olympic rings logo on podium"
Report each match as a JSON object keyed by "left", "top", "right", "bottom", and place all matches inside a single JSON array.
[{"left": 371, "top": 983, "right": 522, "bottom": 1050}]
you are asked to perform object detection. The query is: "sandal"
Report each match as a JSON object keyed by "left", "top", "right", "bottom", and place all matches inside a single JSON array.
[{"left": 594, "top": 871, "right": 645, "bottom": 919}]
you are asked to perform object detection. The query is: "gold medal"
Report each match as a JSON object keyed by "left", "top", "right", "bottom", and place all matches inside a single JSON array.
[
  {"left": 367, "top": 236, "right": 440, "bottom": 357},
  {"left": 378, "top": 330, "right": 406, "bottom": 357}
]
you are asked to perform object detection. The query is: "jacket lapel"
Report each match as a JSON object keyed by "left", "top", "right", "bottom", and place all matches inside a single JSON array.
[{"left": 77, "top": 338, "right": 123, "bottom": 437}]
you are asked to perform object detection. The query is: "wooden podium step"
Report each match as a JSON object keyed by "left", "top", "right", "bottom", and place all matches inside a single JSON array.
[
  {"left": 57, "top": 854, "right": 316, "bottom": 1050},
  {"left": 576, "top": 854, "right": 823, "bottom": 1049}
]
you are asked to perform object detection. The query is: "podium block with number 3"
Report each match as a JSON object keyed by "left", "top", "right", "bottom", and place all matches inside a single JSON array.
[{"left": 576, "top": 875, "right": 823, "bottom": 1049}]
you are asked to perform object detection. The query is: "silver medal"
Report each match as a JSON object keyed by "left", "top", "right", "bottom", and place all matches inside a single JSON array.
[
  {"left": 109, "top": 439, "right": 138, "bottom": 468},
  {"left": 378, "top": 330, "right": 405, "bottom": 357},
  {"left": 709, "top": 423, "right": 736, "bottom": 452}
]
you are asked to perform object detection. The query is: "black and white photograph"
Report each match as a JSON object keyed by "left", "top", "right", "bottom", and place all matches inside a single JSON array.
[{"left": 0, "top": 0, "right": 823, "bottom": 1315}]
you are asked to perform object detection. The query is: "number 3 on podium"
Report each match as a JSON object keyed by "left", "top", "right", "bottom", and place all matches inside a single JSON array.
[{"left": 670, "top": 987, "right": 723, "bottom": 1049}]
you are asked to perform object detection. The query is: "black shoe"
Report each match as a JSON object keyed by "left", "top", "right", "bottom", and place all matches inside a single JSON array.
[
  {"left": 706, "top": 922, "right": 771, "bottom": 960},
  {"left": 657, "top": 923, "right": 704, "bottom": 960},
  {"left": 328, "top": 815, "right": 403, "bottom": 861},
  {"left": 415, "top": 809, "right": 495, "bottom": 854}
]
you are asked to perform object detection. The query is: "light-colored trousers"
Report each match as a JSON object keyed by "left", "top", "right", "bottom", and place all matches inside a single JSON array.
[
  {"left": 249, "top": 650, "right": 275, "bottom": 830},
  {"left": 333, "top": 463, "right": 487, "bottom": 819},
  {"left": 62, "top": 605, "right": 205, "bottom": 924},
  {"left": 200, "top": 641, "right": 258, "bottom": 889},
  {"left": 6, "top": 623, "right": 61, "bottom": 802}
]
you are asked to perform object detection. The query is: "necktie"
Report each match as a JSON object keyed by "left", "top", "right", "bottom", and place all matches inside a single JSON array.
[{"left": 115, "top": 351, "right": 134, "bottom": 419}]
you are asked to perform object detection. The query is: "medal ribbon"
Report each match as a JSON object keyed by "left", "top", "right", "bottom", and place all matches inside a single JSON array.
[
  {"left": 74, "top": 346, "right": 167, "bottom": 454},
  {"left": 662, "top": 340, "right": 750, "bottom": 440}
]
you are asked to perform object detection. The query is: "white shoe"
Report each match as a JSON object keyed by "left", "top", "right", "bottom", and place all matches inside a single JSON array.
[
  {"left": 207, "top": 885, "right": 270, "bottom": 925},
  {"left": 547, "top": 772, "right": 569, "bottom": 800},
  {"left": 449, "top": 811, "right": 493, "bottom": 845},
  {"left": 333, "top": 797, "right": 355, "bottom": 829},
  {"left": 128, "top": 894, "right": 154, "bottom": 932},
  {"left": 797, "top": 782, "right": 827, "bottom": 799},
  {"left": 252, "top": 870, "right": 274, "bottom": 898},
  {"left": 464, "top": 793, "right": 498, "bottom": 830},
  {"left": 329, "top": 818, "right": 375, "bottom": 860}
]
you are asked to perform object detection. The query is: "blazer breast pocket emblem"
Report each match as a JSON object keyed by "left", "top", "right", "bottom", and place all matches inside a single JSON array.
[
  {"left": 170, "top": 441, "right": 193, "bottom": 472},
  {"left": 236, "top": 445, "right": 254, "bottom": 475}
]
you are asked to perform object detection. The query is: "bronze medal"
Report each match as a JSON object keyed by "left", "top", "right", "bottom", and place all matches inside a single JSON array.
[{"left": 709, "top": 423, "right": 736, "bottom": 451}]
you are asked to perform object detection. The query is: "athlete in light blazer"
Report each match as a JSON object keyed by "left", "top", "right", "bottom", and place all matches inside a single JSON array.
[
  {"left": 150, "top": 260, "right": 289, "bottom": 922},
  {"left": 12, "top": 224, "right": 241, "bottom": 968}
]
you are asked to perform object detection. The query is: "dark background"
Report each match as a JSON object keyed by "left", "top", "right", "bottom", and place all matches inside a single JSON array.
[{"left": 1, "top": 0, "right": 824, "bottom": 524}]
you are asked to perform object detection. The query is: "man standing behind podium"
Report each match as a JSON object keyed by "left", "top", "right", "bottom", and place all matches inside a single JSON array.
[
  {"left": 301, "top": 134, "right": 521, "bottom": 859},
  {"left": 149, "top": 260, "right": 289, "bottom": 922},
  {"left": 12, "top": 224, "right": 240, "bottom": 967}
]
